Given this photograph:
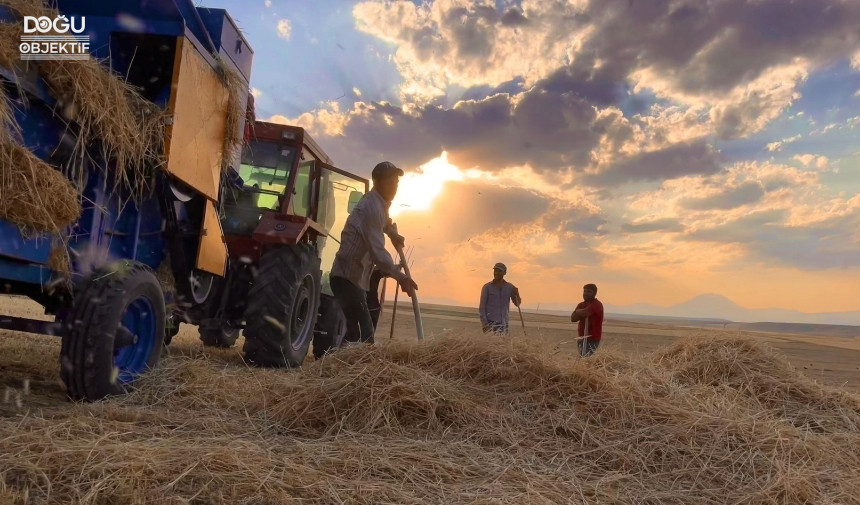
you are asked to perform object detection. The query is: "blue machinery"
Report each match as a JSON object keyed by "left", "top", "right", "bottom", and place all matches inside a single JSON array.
[{"left": 0, "top": 0, "right": 253, "bottom": 400}]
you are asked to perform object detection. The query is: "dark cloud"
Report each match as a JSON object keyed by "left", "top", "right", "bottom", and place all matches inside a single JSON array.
[
  {"left": 535, "top": 58, "right": 628, "bottom": 107},
  {"left": 321, "top": 0, "right": 860, "bottom": 184},
  {"left": 621, "top": 218, "right": 684, "bottom": 233},
  {"left": 500, "top": 8, "right": 528, "bottom": 27},
  {"left": 585, "top": 141, "right": 723, "bottom": 186},
  {"left": 325, "top": 88, "right": 605, "bottom": 175},
  {"left": 681, "top": 181, "right": 765, "bottom": 210},
  {"left": 410, "top": 26, "right": 446, "bottom": 62},
  {"left": 585, "top": 0, "right": 860, "bottom": 94},
  {"left": 682, "top": 208, "right": 860, "bottom": 270},
  {"left": 443, "top": 7, "right": 495, "bottom": 60}
]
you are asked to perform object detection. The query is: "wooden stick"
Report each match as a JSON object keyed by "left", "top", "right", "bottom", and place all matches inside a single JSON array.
[
  {"left": 394, "top": 243, "right": 424, "bottom": 341},
  {"left": 517, "top": 305, "right": 527, "bottom": 337},
  {"left": 389, "top": 278, "right": 399, "bottom": 340}
]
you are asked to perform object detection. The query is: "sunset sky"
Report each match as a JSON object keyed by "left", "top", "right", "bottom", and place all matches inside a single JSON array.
[{"left": 204, "top": 0, "right": 860, "bottom": 316}]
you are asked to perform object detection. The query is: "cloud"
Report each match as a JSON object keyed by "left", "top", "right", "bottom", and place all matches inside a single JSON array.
[
  {"left": 268, "top": 100, "right": 350, "bottom": 137},
  {"left": 586, "top": 141, "right": 723, "bottom": 186},
  {"left": 683, "top": 203, "right": 860, "bottom": 270},
  {"left": 277, "top": 18, "right": 292, "bottom": 40},
  {"left": 681, "top": 181, "right": 765, "bottom": 211},
  {"left": 621, "top": 218, "right": 684, "bottom": 234},
  {"left": 353, "top": 0, "right": 860, "bottom": 128},
  {"left": 352, "top": 0, "right": 595, "bottom": 105},
  {"left": 793, "top": 154, "right": 830, "bottom": 170},
  {"left": 612, "top": 159, "right": 860, "bottom": 271},
  {"left": 276, "top": 0, "right": 859, "bottom": 193},
  {"left": 251, "top": 88, "right": 263, "bottom": 99},
  {"left": 265, "top": 0, "right": 271, "bottom": 7},
  {"left": 500, "top": 7, "right": 528, "bottom": 27},
  {"left": 283, "top": 89, "right": 612, "bottom": 177},
  {"left": 766, "top": 134, "right": 802, "bottom": 152},
  {"left": 810, "top": 115, "right": 860, "bottom": 136},
  {"left": 394, "top": 179, "right": 552, "bottom": 247}
]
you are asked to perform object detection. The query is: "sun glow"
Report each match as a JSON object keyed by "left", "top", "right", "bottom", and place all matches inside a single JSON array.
[{"left": 386, "top": 152, "right": 466, "bottom": 217}]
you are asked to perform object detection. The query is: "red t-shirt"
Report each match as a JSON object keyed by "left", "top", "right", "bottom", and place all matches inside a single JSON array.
[{"left": 575, "top": 299, "right": 604, "bottom": 341}]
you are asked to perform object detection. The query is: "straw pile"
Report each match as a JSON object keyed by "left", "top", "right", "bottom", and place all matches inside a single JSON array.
[
  {"left": 0, "top": 81, "right": 81, "bottom": 233},
  {"left": 1, "top": 332, "right": 859, "bottom": 504},
  {"left": 215, "top": 57, "right": 246, "bottom": 173}
]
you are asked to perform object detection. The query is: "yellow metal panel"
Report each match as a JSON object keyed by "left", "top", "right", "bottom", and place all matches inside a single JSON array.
[
  {"left": 164, "top": 37, "right": 226, "bottom": 201},
  {"left": 197, "top": 199, "right": 227, "bottom": 277}
]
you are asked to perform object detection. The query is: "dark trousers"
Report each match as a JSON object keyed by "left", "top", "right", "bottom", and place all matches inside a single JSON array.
[
  {"left": 331, "top": 276, "right": 375, "bottom": 344},
  {"left": 483, "top": 321, "right": 509, "bottom": 336},
  {"left": 578, "top": 338, "right": 600, "bottom": 357}
]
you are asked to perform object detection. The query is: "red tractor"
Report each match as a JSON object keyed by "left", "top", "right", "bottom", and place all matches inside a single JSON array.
[{"left": 167, "top": 120, "right": 383, "bottom": 366}]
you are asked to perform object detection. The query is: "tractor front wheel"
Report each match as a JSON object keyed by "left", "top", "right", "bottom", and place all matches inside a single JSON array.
[
  {"left": 242, "top": 243, "right": 321, "bottom": 367},
  {"left": 59, "top": 261, "right": 165, "bottom": 401}
]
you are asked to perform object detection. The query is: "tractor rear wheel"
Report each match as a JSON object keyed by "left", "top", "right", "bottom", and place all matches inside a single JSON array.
[
  {"left": 242, "top": 243, "right": 321, "bottom": 367},
  {"left": 199, "top": 323, "right": 240, "bottom": 348},
  {"left": 313, "top": 297, "right": 348, "bottom": 360},
  {"left": 59, "top": 261, "right": 165, "bottom": 401}
]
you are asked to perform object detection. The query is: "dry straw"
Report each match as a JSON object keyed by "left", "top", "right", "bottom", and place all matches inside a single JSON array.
[
  {"left": 1, "top": 332, "right": 859, "bottom": 504},
  {"left": 0, "top": 0, "right": 247, "bottom": 235},
  {"left": 214, "top": 57, "right": 246, "bottom": 173},
  {"left": 0, "top": 84, "right": 81, "bottom": 233},
  {"left": 0, "top": 0, "right": 168, "bottom": 237}
]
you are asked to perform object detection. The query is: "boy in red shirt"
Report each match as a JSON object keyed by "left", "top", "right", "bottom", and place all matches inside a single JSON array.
[{"left": 570, "top": 283, "right": 603, "bottom": 357}]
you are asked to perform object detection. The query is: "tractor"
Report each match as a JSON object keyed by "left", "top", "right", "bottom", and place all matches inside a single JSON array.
[
  {"left": 173, "top": 119, "right": 377, "bottom": 366},
  {"left": 0, "top": 0, "right": 378, "bottom": 402}
]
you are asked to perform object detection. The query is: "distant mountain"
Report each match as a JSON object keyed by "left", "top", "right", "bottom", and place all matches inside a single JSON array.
[{"left": 606, "top": 294, "right": 860, "bottom": 326}]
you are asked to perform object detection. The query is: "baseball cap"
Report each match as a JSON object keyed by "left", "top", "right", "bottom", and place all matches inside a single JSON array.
[
  {"left": 372, "top": 161, "right": 404, "bottom": 180},
  {"left": 493, "top": 262, "right": 507, "bottom": 273}
]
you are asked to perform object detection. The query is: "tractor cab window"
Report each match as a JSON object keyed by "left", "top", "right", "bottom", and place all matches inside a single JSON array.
[
  {"left": 291, "top": 159, "right": 313, "bottom": 217},
  {"left": 317, "top": 166, "right": 368, "bottom": 296},
  {"left": 238, "top": 142, "right": 296, "bottom": 210},
  {"left": 290, "top": 147, "right": 317, "bottom": 218}
]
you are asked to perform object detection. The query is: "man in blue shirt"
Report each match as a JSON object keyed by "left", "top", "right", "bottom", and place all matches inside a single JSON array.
[{"left": 479, "top": 262, "right": 522, "bottom": 335}]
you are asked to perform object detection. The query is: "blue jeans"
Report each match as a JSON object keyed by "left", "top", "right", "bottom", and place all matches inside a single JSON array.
[{"left": 330, "top": 276, "right": 375, "bottom": 344}]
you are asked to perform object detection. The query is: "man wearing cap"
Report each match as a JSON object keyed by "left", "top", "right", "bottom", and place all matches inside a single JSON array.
[
  {"left": 330, "top": 161, "right": 418, "bottom": 344},
  {"left": 478, "top": 262, "right": 522, "bottom": 335},
  {"left": 570, "top": 283, "right": 603, "bottom": 357}
]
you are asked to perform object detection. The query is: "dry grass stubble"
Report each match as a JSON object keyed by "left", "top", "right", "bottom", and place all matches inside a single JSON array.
[{"left": 1, "top": 331, "right": 859, "bottom": 504}]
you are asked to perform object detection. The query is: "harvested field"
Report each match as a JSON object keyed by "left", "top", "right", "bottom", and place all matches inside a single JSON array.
[{"left": 1, "top": 296, "right": 860, "bottom": 504}]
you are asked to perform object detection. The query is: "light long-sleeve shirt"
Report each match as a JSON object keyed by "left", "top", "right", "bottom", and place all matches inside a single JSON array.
[
  {"left": 479, "top": 281, "right": 518, "bottom": 327},
  {"left": 331, "top": 189, "right": 406, "bottom": 291}
]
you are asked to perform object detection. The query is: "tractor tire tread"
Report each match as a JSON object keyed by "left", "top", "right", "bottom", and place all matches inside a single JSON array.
[
  {"left": 242, "top": 243, "right": 320, "bottom": 368},
  {"left": 59, "top": 263, "right": 164, "bottom": 401}
]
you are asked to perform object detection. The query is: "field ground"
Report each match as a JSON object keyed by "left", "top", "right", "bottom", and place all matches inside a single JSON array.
[
  {"left": 1, "top": 294, "right": 859, "bottom": 414},
  {"left": 2, "top": 294, "right": 860, "bottom": 504}
]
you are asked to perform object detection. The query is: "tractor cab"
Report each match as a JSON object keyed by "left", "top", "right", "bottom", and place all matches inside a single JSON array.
[{"left": 220, "top": 121, "right": 369, "bottom": 298}]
